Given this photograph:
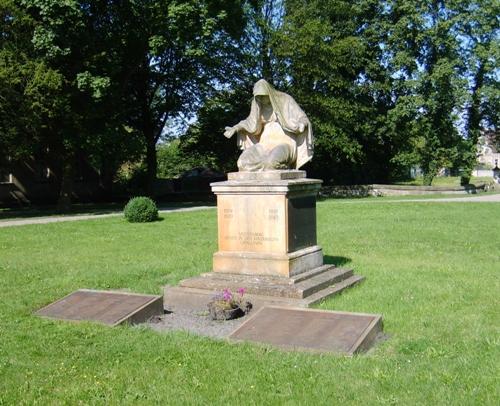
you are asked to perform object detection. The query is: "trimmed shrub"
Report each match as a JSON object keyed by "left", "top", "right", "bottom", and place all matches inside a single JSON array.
[{"left": 124, "top": 196, "right": 158, "bottom": 223}]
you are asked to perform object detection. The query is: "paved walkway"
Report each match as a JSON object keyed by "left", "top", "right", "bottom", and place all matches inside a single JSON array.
[
  {"left": 343, "top": 193, "right": 500, "bottom": 204},
  {"left": 1, "top": 193, "right": 499, "bottom": 228},
  {"left": 0, "top": 206, "right": 214, "bottom": 228}
]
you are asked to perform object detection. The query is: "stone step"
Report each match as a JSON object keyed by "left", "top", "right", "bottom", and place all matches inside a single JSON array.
[
  {"left": 303, "top": 275, "right": 365, "bottom": 306},
  {"left": 180, "top": 274, "right": 296, "bottom": 297},
  {"left": 290, "top": 264, "right": 336, "bottom": 283},
  {"left": 164, "top": 274, "right": 365, "bottom": 313},
  {"left": 293, "top": 267, "right": 353, "bottom": 298},
  {"left": 179, "top": 266, "right": 356, "bottom": 299},
  {"left": 193, "top": 272, "right": 294, "bottom": 286}
]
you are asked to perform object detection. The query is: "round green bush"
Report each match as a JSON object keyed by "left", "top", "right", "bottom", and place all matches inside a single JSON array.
[{"left": 123, "top": 196, "right": 158, "bottom": 223}]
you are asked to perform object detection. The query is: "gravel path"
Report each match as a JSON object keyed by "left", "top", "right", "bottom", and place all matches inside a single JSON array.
[
  {"left": 0, "top": 206, "right": 214, "bottom": 228},
  {"left": 337, "top": 193, "right": 500, "bottom": 204},
  {"left": 395, "top": 193, "right": 500, "bottom": 203},
  {"left": 148, "top": 308, "right": 249, "bottom": 339}
]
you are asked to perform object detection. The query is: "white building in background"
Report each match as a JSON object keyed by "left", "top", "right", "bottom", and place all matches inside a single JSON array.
[{"left": 473, "top": 130, "right": 499, "bottom": 177}]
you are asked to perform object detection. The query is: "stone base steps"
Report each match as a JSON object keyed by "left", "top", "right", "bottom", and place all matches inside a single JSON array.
[
  {"left": 304, "top": 275, "right": 364, "bottom": 306},
  {"left": 165, "top": 265, "right": 364, "bottom": 311},
  {"left": 179, "top": 265, "right": 359, "bottom": 300}
]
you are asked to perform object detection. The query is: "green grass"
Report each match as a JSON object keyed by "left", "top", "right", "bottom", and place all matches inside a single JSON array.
[{"left": 0, "top": 202, "right": 499, "bottom": 404}]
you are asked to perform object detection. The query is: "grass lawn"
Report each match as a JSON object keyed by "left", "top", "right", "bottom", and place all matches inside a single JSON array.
[{"left": 0, "top": 201, "right": 498, "bottom": 404}]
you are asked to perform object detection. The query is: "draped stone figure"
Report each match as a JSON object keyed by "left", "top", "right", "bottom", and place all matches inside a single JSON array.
[{"left": 224, "top": 79, "right": 313, "bottom": 171}]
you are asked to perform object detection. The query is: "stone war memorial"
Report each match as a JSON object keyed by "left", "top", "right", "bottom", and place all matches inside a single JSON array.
[
  {"left": 36, "top": 79, "right": 382, "bottom": 354},
  {"left": 166, "top": 80, "right": 366, "bottom": 309}
]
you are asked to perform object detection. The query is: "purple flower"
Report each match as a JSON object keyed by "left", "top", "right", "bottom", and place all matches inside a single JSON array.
[
  {"left": 237, "top": 288, "right": 246, "bottom": 296},
  {"left": 222, "top": 288, "right": 232, "bottom": 302}
]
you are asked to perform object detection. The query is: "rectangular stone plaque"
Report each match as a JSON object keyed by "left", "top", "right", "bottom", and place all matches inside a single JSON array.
[
  {"left": 217, "top": 194, "right": 286, "bottom": 253},
  {"left": 35, "top": 289, "right": 163, "bottom": 326},
  {"left": 288, "top": 195, "right": 317, "bottom": 251},
  {"left": 229, "top": 306, "right": 382, "bottom": 354}
]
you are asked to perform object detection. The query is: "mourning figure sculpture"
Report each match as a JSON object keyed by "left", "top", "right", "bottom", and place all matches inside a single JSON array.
[{"left": 224, "top": 79, "right": 313, "bottom": 171}]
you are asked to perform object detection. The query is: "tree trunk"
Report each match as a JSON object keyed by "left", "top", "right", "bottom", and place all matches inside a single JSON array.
[
  {"left": 145, "top": 138, "right": 157, "bottom": 197},
  {"left": 422, "top": 171, "right": 434, "bottom": 186},
  {"left": 57, "top": 156, "right": 74, "bottom": 212},
  {"left": 99, "top": 160, "right": 115, "bottom": 201},
  {"left": 137, "top": 60, "right": 158, "bottom": 198},
  {"left": 462, "top": 60, "right": 485, "bottom": 184},
  {"left": 460, "top": 175, "right": 470, "bottom": 186}
]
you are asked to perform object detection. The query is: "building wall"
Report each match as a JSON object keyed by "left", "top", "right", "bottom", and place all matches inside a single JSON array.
[
  {"left": 0, "top": 157, "right": 101, "bottom": 206},
  {"left": 472, "top": 169, "right": 495, "bottom": 177}
]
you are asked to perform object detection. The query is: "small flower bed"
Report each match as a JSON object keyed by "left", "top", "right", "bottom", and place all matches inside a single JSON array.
[{"left": 207, "top": 288, "right": 252, "bottom": 320}]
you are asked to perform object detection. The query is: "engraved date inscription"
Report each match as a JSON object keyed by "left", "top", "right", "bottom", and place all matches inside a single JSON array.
[{"left": 268, "top": 208, "right": 279, "bottom": 221}]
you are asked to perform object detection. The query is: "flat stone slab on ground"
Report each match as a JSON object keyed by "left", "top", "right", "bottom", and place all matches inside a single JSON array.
[
  {"left": 35, "top": 289, "right": 163, "bottom": 326},
  {"left": 229, "top": 306, "right": 383, "bottom": 354}
]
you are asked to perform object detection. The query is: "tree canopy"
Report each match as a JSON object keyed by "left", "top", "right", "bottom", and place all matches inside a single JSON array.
[{"left": 1, "top": 0, "right": 498, "bottom": 205}]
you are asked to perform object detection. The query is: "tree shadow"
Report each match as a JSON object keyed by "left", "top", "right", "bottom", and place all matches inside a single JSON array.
[
  {"left": 0, "top": 201, "right": 216, "bottom": 221},
  {"left": 323, "top": 255, "right": 352, "bottom": 267}
]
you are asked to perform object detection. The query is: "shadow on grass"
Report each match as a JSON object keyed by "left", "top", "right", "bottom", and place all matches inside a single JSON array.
[
  {"left": 323, "top": 255, "right": 352, "bottom": 267},
  {"left": 0, "top": 201, "right": 215, "bottom": 221},
  {"left": 0, "top": 203, "right": 122, "bottom": 220},
  {"left": 124, "top": 217, "right": 165, "bottom": 223}
]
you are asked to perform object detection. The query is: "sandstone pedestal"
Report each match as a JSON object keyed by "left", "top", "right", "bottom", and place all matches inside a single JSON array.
[
  {"left": 165, "top": 171, "right": 364, "bottom": 311},
  {"left": 213, "top": 170, "right": 322, "bottom": 277}
]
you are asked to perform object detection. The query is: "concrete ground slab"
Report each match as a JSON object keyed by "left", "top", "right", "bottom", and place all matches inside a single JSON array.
[
  {"left": 229, "top": 306, "right": 383, "bottom": 354},
  {"left": 35, "top": 289, "right": 163, "bottom": 326}
]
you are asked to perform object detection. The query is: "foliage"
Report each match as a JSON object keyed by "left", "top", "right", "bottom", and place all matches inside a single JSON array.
[
  {"left": 381, "top": 1, "right": 466, "bottom": 185},
  {"left": 454, "top": 0, "right": 500, "bottom": 182},
  {"left": 157, "top": 140, "right": 213, "bottom": 179},
  {"left": 114, "top": 0, "right": 247, "bottom": 193},
  {"left": 273, "top": 0, "right": 399, "bottom": 184},
  {"left": 207, "top": 287, "right": 250, "bottom": 320},
  {"left": 178, "top": 87, "right": 251, "bottom": 173},
  {"left": 0, "top": 0, "right": 247, "bottom": 206},
  {"left": 123, "top": 196, "right": 158, "bottom": 223},
  {"left": 177, "top": 0, "right": 285, "bottom": 173},
  {"left": 0, "top": 0, "right": 148, "bottom": 208},
  {"left": 0, "top": 0, "right": 62, "bottom": 160},
  {"left": 384, "top": 0, "right": 500, "bottom": 185},
  {"left": 210, "top": 288, "right": 247, "bottom": 310},
  {"left": 1, "top": 0, "right": 498, "bottom": 196}
]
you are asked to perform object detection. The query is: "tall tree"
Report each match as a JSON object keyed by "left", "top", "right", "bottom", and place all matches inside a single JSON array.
[
  {"left": 0, "top": 0, "right": 60, "bottom": 161},
  {"left": 4, "top": 1, "right": 246, "bottom": 206},
  {"left": 117, "top": 0, "right": 246, "bottom": 194},
  {"left": 273, "top": 0, "right": 397, "bottom": 184},
  {"left": 455, "top": 0, "right": 499, "bottom": 183},
  {"left": 386, "top": 0, "right": 465, "bottom": 185},
  {"left": 177, "top": 0, "right": 286, "bottom": 173},
  {"left": 7, "top": 0, "right": 147, "bottom": 208}
]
